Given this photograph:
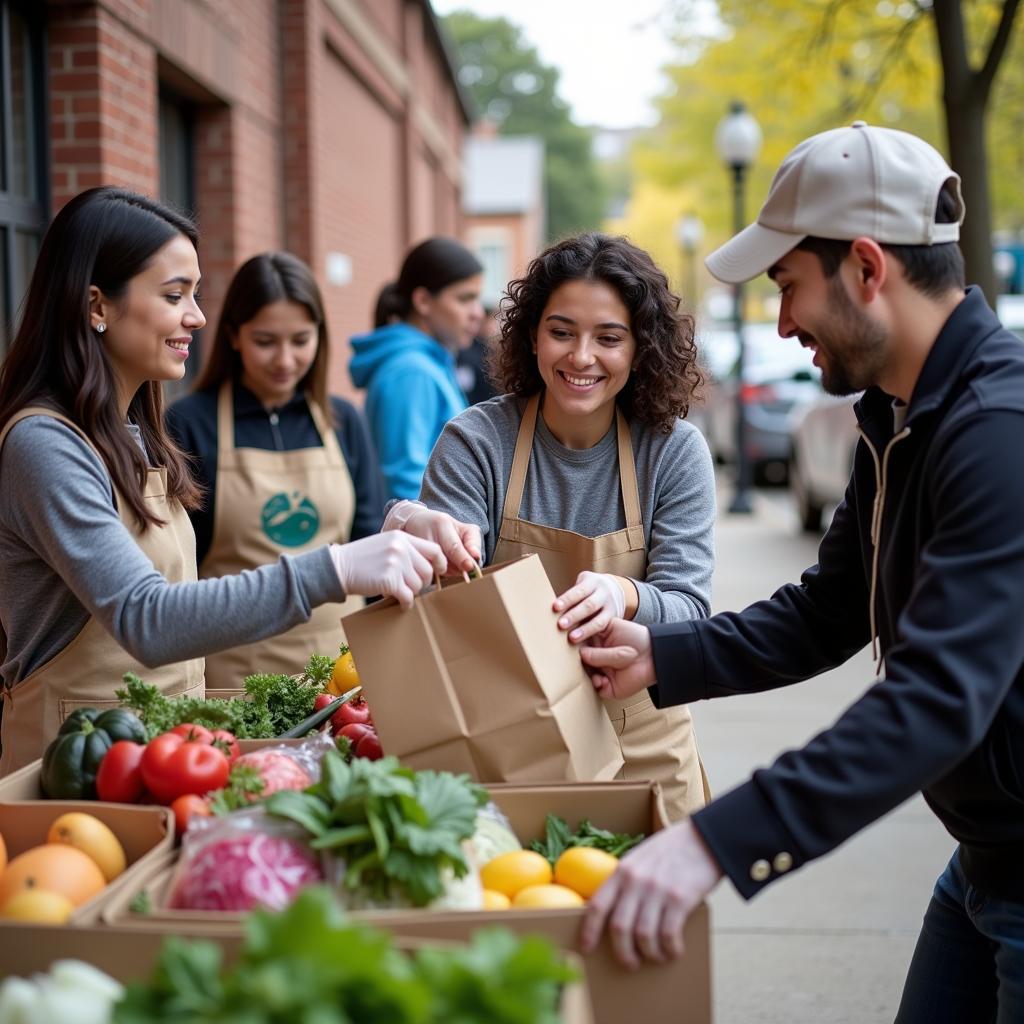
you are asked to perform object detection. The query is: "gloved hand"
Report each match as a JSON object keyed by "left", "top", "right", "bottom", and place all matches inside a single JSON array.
[
  {"left": 553, "top": 571, "right": 628, "bottom": 644},
  {"left": 329, "top": 532, "right": 446, "bottom": 610},
  {"left": 383, "top": 500, "right": 482, "bottom": 577}
]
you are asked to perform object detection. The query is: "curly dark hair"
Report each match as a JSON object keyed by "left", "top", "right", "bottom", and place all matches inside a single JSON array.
[{"left": 490, "top": 233, "right": 702, "bottom": 431}]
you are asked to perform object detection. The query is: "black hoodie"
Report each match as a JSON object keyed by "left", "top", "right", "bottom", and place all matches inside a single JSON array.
[{"left": 649, "top": 288, "right": 1024, "bottom": 900}]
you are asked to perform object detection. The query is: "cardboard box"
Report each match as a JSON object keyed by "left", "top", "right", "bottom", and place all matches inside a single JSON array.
[
  {"left": 0, "top": 801, "right": 174, "bottom": 925},
  {"left": 100, "top": 781, "right": 712, "bottom": 1024},
  {"left": 0, "top": 923, "right": 593, "bottom": 1023}
]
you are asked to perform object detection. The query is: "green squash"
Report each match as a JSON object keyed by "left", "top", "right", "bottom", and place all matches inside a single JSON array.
[{"left": 40, "top": 708, "right": 147, "bottom": 799}]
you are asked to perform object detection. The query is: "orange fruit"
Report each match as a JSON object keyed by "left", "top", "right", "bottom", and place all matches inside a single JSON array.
[
  {"left": 0, "top": 831, "right": 6, "bottom": 874},
  {"left": 1, "top": 888, "right": 75, "bottom": 923},
  {"left": 554, "top": 847, "right": 619, "bottom": 899},
  {"left": 47, "top": 812, "right": 126, "bottom": 882},
  {"left": 479, "top": 850, "right": 552, "bottom": 899},
  {"left": 328, "top": 646, "right": 360, "bottom": 697},
  {"left": 512, "top": 884, "right": 585, "bottom": 909},
  {"left": 481, "top": 888, "right": 511, "bottom": 910},
  {"left": 0, "top": 844, "right": 106, "bottom": 908}
]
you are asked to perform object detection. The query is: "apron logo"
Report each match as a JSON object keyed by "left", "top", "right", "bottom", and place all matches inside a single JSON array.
[{"left": 261, "top": 491, "right": 320, "bottom": 547}]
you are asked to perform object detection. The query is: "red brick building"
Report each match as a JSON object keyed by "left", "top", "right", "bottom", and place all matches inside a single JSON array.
[{"left": 0, "top": 0, "right": 471, "bottom": 399}]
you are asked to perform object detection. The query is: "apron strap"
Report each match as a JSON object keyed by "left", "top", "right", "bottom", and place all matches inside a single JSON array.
[
  {"left": 305, "top": 394, "right": 346, "bottom": 468},
  {"left": 615, "top": 409, "right": 645, "bottom": 550},
  {"left": 499, "top": 394, "right": 541, "bottom": 543}
]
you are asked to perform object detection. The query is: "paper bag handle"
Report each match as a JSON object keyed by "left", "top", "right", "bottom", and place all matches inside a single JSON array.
[{"left": 431, "top": 560, "right": 484, "bottom": 591}]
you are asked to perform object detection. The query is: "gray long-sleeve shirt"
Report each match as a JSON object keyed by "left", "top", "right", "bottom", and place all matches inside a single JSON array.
[
  {"left": 419, "top": 395, "right": 715, "bottom": 624},
  {"left": 0, "top": 416, "right": 344, "bottom": 686}
]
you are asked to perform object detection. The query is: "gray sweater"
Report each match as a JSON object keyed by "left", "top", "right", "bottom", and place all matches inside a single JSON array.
[
  {"left": 0, "top": 416, "right": 343, "bottom": 686},
  {"left": 419, "top": 395, "right": 715, "bottom": 624}
]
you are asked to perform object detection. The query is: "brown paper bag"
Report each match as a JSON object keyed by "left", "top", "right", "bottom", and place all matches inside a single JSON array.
[{"left": 341, "top": 554, "right": 624, "bottom": 783}]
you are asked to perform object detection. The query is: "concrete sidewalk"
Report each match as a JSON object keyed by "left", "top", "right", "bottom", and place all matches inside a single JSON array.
[{"left": 698, "top": 487, "right": 953, "bottom": 1024}]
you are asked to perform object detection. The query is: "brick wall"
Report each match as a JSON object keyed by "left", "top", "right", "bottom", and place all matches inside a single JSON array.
[{"left": 39, "top": 0, "right": 469, "bottom": 401}]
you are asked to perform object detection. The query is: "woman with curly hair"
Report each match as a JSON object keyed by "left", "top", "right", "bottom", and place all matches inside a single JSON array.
[{"left": 383, "top": 233, "right": 715, "bottom": 818}]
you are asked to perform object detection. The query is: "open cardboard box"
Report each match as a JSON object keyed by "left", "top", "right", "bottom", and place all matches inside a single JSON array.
[
  {"left": 0, "top": 801, "right": 174, "bottom": 926},
  {"left": 100, "top": 781, "right": 712, "bottom": 1024},
  {"left": 0, "top": 923, "right": 593, "bottom": 1023}
]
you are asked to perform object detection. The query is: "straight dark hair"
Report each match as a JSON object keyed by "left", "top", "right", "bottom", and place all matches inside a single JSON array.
[
  {"left": 194, "top": 252, "right": 332, "bottom": 420},
  {"left": 373, "top": 236, "right": 482, "bottom": 328},
  {"left": 0, "top": 186, "right": 202, "bottom": 528}
]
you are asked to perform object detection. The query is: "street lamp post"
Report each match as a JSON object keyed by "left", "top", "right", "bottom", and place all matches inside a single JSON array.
[
  {"left": 714, "top": 100, "right": 762, "bottom": 515},
  {"left": 675, "top": 212, "right": 704, "bottom": 312}
]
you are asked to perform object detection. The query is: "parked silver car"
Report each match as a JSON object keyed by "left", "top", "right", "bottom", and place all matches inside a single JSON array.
[
  {"left": 697, "top": 323, "right": 821, "bottom": 485},
  {"left": 789, "top": 394, "right": 860, "bottom": 531}
]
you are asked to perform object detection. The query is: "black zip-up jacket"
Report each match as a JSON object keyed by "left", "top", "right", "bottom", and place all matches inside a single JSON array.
[
  {"left": 649, "top": 288, "right": 1024, "bottom": 900},
  {"left": 166, "top": 381, "right": 387, "bottom": 565}
]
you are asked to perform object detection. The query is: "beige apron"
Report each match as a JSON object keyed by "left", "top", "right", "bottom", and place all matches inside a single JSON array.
[
  {"left": 199, "top": 383, "right": 363, "bottom": 694},
  {"left": 492, "top": 393, "right": 709, "bottom": 820},
  {"left": 0, "top": 408, "right": 205, "bottom": 775}
]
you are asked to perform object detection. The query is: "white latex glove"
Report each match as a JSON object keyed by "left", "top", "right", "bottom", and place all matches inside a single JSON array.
[
  {"left": 553, "top": 570, "right": 627, "bottom": 644},
  {"left": 329, "top": 532, "right": 445, "bottom": 610},
  {"left": 383, "top": 500, "right": 482, "bottom": 577}
]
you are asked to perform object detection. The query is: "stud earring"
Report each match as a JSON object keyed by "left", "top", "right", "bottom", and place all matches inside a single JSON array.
[{"left": 96, "top": 323, "right": 106, "bottom": 334}]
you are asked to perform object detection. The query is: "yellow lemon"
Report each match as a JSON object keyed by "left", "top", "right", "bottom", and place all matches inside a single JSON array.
[
  {"left": 479, "top": 850, "right": 552, "bottom": 899},
  {"left": 46, "top": 812, "right": 127, "bottom": 883},
  {"left": 481, "top": 888, "right": 511, "bottom": 910},
  {"left": 512, "top": 884, "right": 585, "bottom": 909},
  {"left": 554, "top": 847, "right": 619, "bottom": 899},
  {"left": 1, "top": 888, "right": 75, "bottom": 924}
]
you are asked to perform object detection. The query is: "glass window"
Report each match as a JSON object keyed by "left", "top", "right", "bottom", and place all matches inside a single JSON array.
[
  {"left": 0, "top": 0, "right": 46, "bottom": 358},
  {"left": 158, "top": 88, "right": 198, "bottom": 398}
]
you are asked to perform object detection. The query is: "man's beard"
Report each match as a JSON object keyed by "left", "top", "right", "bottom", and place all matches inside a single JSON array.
[{"left": 812, "top": 278, "right": 887, "bottom": 396}]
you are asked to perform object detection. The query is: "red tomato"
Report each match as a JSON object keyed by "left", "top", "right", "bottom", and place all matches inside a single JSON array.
[
  {"left": 209, "top": 729, "right": 240, "bottom": 763},
  {"left": 332, "top": 696, "right": 371, "bottom": 729},
  {"left": 171, "top": 794, "right": 212, "bottom": 835},
  {"left": 141, "top": 732, "right": 231, "bottom": 803},
  {"left": 354, "top": 732, "right": 383, "bottom": 761},
  {"left": 95, "top": 740, "right": 147, "bottom": 803},
  {"left": 337, "top": 722, "right": 374, "bottom": 746},
  {"left": 170, "top": 723, "right": 214, "bottom": 744},
  {"left": 313, "top": 693, "right": 335, "bottom": 713}
]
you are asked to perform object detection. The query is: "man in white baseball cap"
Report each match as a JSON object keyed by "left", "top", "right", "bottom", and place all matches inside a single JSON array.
[{"left": 578, "top": 122, "right": 1024, "bottom": 1021}]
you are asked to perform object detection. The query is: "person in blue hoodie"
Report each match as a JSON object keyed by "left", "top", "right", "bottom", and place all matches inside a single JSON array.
[{"left": 350, "top": 238, "right": 484, "bottom": 500}]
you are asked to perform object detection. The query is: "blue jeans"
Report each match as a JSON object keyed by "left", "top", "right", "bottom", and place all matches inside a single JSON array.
[{"left": 895, "top": 849, "right": 1024, "bottom": 1023}]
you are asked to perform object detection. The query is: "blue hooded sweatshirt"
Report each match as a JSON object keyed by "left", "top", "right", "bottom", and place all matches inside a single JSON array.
[{"left": 349, "top": 322, "right": 468, "bottom": 500}]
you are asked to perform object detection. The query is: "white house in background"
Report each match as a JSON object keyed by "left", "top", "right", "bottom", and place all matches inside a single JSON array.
[{"left": 463, "top": 134, "right": 546, "bottom": 309}]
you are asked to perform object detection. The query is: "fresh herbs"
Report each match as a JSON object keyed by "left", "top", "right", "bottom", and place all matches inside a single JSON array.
[
  {"left": 206, "top": 763, "right": 266, "bottom": 816},
  {"left": 530, "top": 813, "right": 645, "bottom": 865},
  {"left": 113, "top": 886, "right": 575, "bottom": 1024},
  {"left": 116, "top": 654, "right": 333, "bottom": 739},
  {"left": 266, "top": 751, "right": 488, "bottom": 907}
]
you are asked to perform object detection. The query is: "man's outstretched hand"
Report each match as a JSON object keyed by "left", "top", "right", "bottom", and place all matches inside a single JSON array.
[
  {"left": 579, "top": 618, "right": 657, "bottom": 700},
  {"left": 580, "top": 818, "right": 724, "bottom": 969}
]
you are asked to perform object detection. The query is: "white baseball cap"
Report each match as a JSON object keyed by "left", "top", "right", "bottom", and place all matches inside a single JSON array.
[{"left": 705, "top": 121, "right": 965, "bottom": 284}]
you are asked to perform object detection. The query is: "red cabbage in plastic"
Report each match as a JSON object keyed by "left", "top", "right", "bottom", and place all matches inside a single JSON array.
[{"left": 170, "top": 832, "right": 323, "bottom": 911}]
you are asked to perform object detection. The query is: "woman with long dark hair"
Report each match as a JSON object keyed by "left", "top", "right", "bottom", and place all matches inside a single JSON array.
[
  {"left": 167, "top": 252, "right": 386, "bottom": 691},
  {"left": 0, "top": 188, "right": 444, "bottom": 772},
  {"left": 386, "top": 233, "right": 715, "bottom": 819},
  {"left": 349, "top": 237, "right": 484, "bottom": 500}
]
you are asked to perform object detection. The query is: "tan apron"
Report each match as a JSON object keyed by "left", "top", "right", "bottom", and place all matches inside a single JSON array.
[
  {"left": 492, "top": 393, "right": 710, "bottom": 820},
  {"left": 0, "top": 408, "right": 205, "bottom": 775},
  {"left": 199, "top": 383, "right": 363, "bottom": 694}
]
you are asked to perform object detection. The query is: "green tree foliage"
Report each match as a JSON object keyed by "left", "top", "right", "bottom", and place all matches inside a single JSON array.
[
  {"left": 443, "top": 10, "right": 606, "bottom": 241},
  {"left": 627, "top": 0, "right": 1022, "bottom": 301}
]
